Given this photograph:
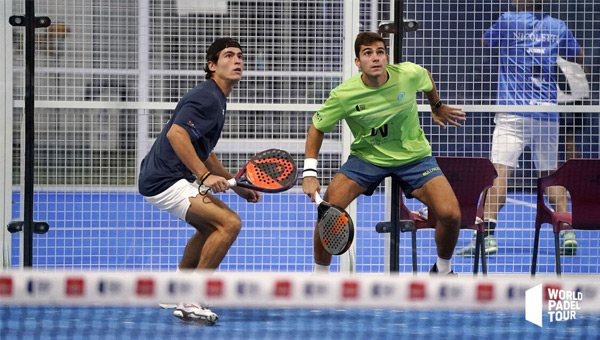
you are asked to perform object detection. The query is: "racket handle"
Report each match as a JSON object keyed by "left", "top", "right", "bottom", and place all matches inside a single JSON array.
[
  {"left": 227, "top": 178, "right": 237, "bottom": 187},
  {"left": 200, "top": 178, "right": 237, "bottom": 192},
  {"left": 314, "top": 192, "right": 323, "bottom": 205}
]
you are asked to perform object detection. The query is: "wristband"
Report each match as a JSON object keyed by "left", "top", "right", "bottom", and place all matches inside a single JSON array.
[
  {"left": 197, "top": 171, "right": 212, "bottom": 186},
  {"left": 431, "top": 100, "right": 443, "bottom": 110},
  {"left": 303, "top": 169, "right": 318, "bottom": 178},
  {"left": 303, "top": 158, "right": 318, "bottom": 178}
]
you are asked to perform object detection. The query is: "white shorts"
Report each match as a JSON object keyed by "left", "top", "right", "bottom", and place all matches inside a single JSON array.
[
  {"left": 491, "top": 113, "right": 559, "bottom": 171},
  {"left": 144, "top": 179, "right": 200, "bottom": 222}
]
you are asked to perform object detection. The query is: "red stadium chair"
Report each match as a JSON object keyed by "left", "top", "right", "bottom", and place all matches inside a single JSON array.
[
  {"left": 399, "top": 157, "right": 497, "bottom": 275},
  {"left": 531, "top": 159, "right": 600, "bottom": 276}
]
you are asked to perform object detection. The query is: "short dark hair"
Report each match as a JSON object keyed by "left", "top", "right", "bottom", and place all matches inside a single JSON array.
[
  {"left": 354, "top": 32, "right": 386, "bottom": 58},
  {"left": 204, "top": 37, "right": 243, "bottom": 80}
]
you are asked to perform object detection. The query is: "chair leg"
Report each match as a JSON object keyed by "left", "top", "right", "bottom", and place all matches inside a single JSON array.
[
  {"left": 473, "top": 231, "right": 481, "bottom": 275},
  {"left": 480, "top": 234, "right": 487, "bottom": 276},
  {"left": 411, "top": 230, "right": 417, "bottom": 273},
  {"left": 554, "top": 232, "right": 561, "bottom": 276},
  {"left": 531, "top": 227, "right": 541, "bottom": 277}
]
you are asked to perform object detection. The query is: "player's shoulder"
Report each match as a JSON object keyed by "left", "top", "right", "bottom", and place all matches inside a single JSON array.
[
  {"left": 188, "top": 79, "right": 220, "bottom": 97},
  {"left": 389, "top": 61, "right": 418, "bottom": 68},
  {"left": 541, "top": 14, "right": 568, "bottom": 28},
  {"left": 491, "top": 11, "right": 511, "bottom": 24},
  {"left": 388, "top": 62, "right": 426, "bottom": 75},
  {"left": 182, "top": 80, "right": 223, "bottom": 106},
  {"left": 331, "top": 73, "right": 363, "bottom": 93}
]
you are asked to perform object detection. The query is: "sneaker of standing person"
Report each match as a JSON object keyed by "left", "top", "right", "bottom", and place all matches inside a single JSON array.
[
  {"left": 455, "top": 232, "right": 498, "bottom": 257},
  {"left": 560, "top": 230, "right": 578, "bottom": 256}
]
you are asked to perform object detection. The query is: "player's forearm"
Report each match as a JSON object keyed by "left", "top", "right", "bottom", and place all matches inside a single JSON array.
[
  {"left": 203, "top": 152, "right": 234, "bottom": 179},
  {"left": 305, "top": 124, "right": 325, "bottom": 159}
]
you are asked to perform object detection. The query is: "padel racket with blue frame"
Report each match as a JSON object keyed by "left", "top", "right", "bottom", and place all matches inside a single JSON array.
[
  {"left": 315, "top": 192, "right": 354, "bottom": 255},
  {"left": 201, "top": 148, "right": 297, "bottom": 193}
]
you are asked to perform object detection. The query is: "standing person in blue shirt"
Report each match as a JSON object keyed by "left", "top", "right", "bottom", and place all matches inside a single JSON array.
[
  {"left": 456, "top": 0, "right": 586, "bottom": 257},
  {"left": 138, "top": 38, "right": 261, "bottom": 325}
]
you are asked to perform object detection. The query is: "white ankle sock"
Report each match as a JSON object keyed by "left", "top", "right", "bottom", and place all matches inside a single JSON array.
[
  {"left": 314, "top": 263, "right": 330, "bottom": 274},
  {"left": 436, "top": 257, "right": 451, "bottom": 274}
]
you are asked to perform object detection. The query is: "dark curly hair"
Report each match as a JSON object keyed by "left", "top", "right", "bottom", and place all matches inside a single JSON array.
[{"left": 354, "top": 32, "right": 387, "bottom": 58}]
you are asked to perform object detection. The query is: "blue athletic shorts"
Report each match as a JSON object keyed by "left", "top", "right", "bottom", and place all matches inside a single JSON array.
[{"left": 338, "top": 155, "right": 443, "bottom": 198}]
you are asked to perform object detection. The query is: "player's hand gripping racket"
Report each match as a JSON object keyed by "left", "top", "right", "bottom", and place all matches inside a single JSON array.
[
  {"left": 200, "top": 149, "right": 297, "bottom": 194},
  {"left": 315, "top": 192, "right": 354, "bottom": 255}
]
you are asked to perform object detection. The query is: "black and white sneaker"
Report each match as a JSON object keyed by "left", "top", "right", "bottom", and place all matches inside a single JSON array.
[
  {"left": 429, "top": 263, "right": 457, "bottom": 276},
  {"left": 173, "top": 303, "right": 218, "bottom": 326}
]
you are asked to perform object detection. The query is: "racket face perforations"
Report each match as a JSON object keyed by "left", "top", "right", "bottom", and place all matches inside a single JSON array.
[
  {"left": 246, "top": 149, "right": 297, "bottom": 190},
  {"left": 318, "top": 207, "right": 354, "bottom": 255},
  {"left": 235, "top": 148, "right": 298, "bottom": 193}
]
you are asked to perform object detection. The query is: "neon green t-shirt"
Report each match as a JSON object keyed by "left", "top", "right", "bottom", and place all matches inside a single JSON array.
[{"left": 313, "top": 62, "right": 433, "bottom": 167}]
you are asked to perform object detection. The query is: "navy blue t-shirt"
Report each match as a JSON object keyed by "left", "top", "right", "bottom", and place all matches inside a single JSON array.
[{"left": 138, "top": 79, "right": 227, "bottom": 196}]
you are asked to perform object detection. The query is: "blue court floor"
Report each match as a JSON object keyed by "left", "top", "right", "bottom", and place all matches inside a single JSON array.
[
  {"left": 1, "top": 306, "right": 599, "bottom": 340},
  {"left": 10, "top": 191, "right": 600, "bottom": 274}
]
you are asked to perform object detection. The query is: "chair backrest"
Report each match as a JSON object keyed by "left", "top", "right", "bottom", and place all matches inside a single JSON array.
[
  {"left": 435, "top": 157, "right": 497, "bottom": 227},
  {"left": 543, "top": 159, "right": 600, "bottom": 230}
]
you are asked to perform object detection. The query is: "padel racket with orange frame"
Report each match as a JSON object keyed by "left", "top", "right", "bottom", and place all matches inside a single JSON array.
[
  {"left": 201, "top": 149, "right": 297, "bottom": 193},
  {"left": 315, "top": 192, "right": 354, "bottom": 255}
]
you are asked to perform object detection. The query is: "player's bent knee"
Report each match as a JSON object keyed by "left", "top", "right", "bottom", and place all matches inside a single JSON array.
[
  {"left": 437, "top": 210, "right": 461, "bottom": 230},
  {"left": 220, "top": 212, "right": 242, "bottom": 237}
]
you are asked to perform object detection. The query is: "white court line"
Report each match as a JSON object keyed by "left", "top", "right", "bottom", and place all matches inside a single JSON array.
[{"left": 506, "top": 197, "right": 537, "bottom": 209}]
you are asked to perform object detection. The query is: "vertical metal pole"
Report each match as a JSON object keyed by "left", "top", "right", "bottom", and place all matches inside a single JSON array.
[
  {"left": 389, "top": 0, "right": 404, "bottom": 273},
  {"left": 1, "top": 0, "right": 14, "bottom": 269},
  {"left": 390, "top": 177, "right": 400, "bottom": 273},
  {"left": 9, "top": 0, "right": 50, "bottom": 268},
  {"left": 136, "top": 0, "right": 150, "bottom": 172},
  {"left": 22, "top": 0, "right": 37, "bottom": 267},
  {"left": 394, "top": 0, "right": 404, "bottom": 62}
]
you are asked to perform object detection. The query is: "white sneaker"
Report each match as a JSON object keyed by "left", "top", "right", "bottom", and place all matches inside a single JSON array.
[{"left": 173, "top": 303, "right": 218, "bottom": 326}]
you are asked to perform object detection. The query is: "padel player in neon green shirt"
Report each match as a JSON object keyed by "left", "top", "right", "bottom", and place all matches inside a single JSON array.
[{"left": 303, "top": 32, "right": 467, "bottom": 275}]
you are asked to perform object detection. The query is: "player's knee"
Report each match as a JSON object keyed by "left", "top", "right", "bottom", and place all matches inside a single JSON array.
[
  {"left": 438, "top": 209, "right": 461, "bottom": 230},
  {"left": 221, "top": 212, "right": 242, "bottom": 238}
]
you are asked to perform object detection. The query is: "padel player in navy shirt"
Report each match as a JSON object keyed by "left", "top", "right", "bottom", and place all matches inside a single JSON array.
[{"left": 138, "top": 38, "right": 260, "bottom": 325}]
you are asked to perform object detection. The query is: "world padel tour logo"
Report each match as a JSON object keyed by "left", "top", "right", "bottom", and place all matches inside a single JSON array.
[{"left": 525, "top": 284, "right": 582, "bottom": 327}]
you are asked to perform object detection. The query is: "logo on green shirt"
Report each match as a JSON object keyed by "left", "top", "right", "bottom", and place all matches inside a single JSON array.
[{"left": 370, "top": 124, "right": 389, "bottom": 137}]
